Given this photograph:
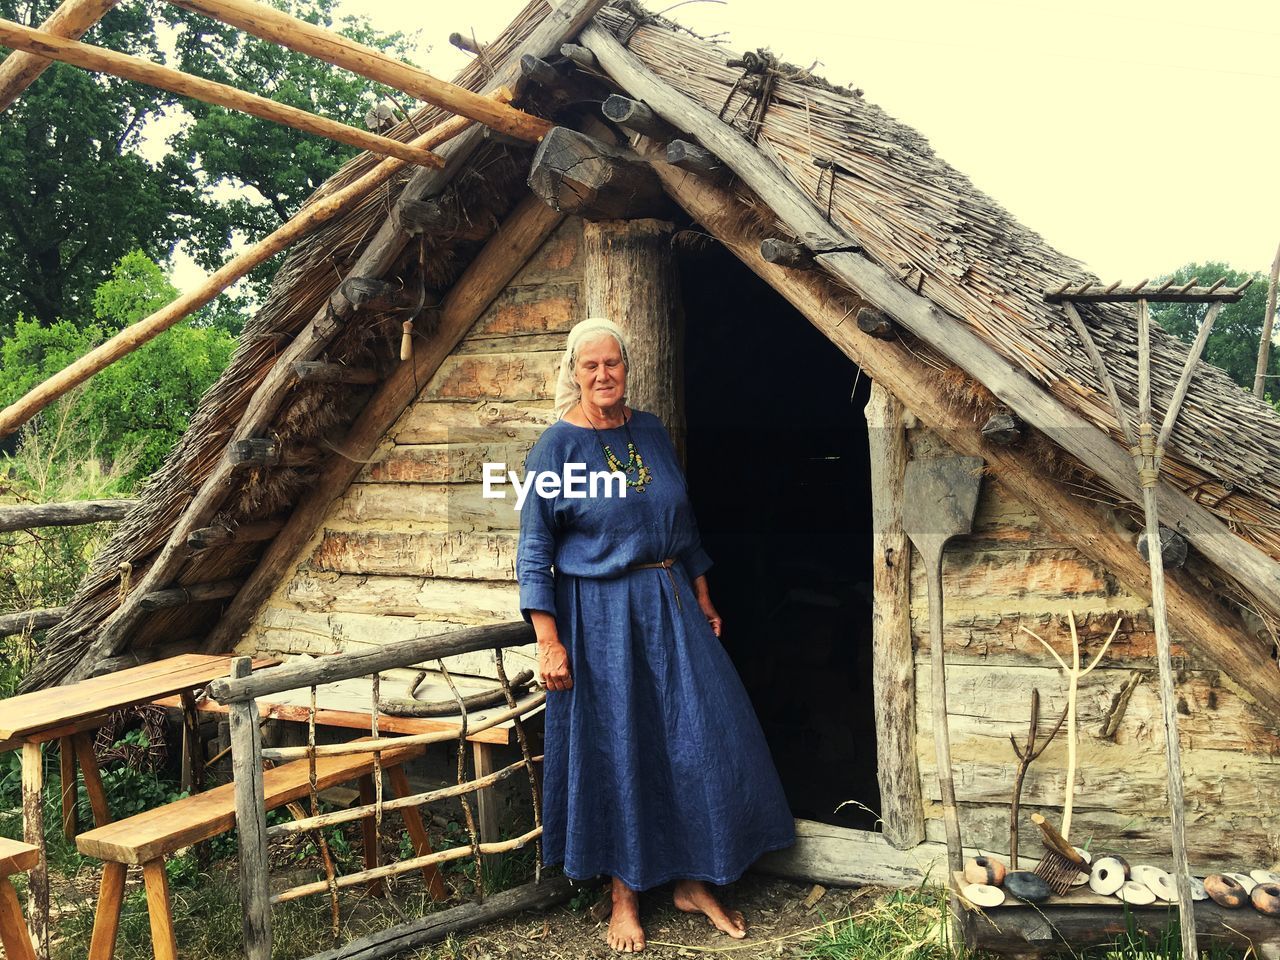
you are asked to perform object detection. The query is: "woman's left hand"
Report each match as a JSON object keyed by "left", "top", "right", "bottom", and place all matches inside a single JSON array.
[{"left": 698, "top": 595, "right": 723, "bottom": 638}]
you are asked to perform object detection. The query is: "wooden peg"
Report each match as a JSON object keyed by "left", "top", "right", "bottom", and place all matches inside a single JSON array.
[{"left": 400, "top": 320, "right": 414, "bottom": 362}]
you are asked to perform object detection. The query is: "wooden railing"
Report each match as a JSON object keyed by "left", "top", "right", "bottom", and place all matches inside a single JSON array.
[{"left": 214, "top": 621, "right": 543, "bottom": 960}]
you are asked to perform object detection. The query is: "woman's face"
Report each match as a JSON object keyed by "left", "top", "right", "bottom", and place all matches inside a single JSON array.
[{"left": 574, "top": 334, "right": 626, "bottom": 411}]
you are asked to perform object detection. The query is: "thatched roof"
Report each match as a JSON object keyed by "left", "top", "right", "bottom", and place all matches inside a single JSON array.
[{"left": 27, "top": 0, "right": 1280, "bottom": 691}]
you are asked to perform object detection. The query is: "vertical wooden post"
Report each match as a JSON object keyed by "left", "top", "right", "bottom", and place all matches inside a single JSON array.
[
  {"left": 472, "top": 741, "right": 501, "bottom": 876},
  {"left": 21, "top": 742, "right": 47, "bottom": 959},
  {"left": 864, "top": 382, "right": 926, "bottom": 850},
  {"left": 179, "top": 691, "right": 204, "bottom": 795},
  {"left": 58, "top": 737, "right": 78, "bottom": 840},
  {"left": 229, "top": 657, "right": 272, "bottom": 959},
  {"left": 582, "top": 219, "right": 687, "bottom": 460}
]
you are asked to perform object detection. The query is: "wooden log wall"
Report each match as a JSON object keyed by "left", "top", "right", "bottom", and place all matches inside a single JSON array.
[
  {"left": 237, "top": 219, "right": 585, "bottom": 681},
  {"left": 907, "top": 425, "right": 1280, "bottom": 873}
]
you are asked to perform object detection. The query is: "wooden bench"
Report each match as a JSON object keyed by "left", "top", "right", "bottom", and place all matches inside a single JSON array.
[
  {"left": 76, "top": 739, "right": 445, "bottom": 960},
  {"left": 0, "top": 838, "right": 39, "bottom": 960}
]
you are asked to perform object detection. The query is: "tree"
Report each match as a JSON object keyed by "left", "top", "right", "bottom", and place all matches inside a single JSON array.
[
  {"left": 1149, "top": 262, "right": 1280, "bottom": 398},
  {"left": 0, "top": 0, "right": 196, "bottom": 330}
]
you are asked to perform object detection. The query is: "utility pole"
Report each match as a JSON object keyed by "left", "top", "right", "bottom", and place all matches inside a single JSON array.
[{"left": 1253, "top": 240, "right": 1280, "bottom": 400}]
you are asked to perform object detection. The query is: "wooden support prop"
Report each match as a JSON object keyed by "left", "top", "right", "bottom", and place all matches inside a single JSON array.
[
  {"left": 0, "top": 18, "right": 443, "bottom": 166},
  {"left": 864, "top": 383, "right": 925, "bottom": 850},
  {"left": 290, "top": 361, "right": 380, "bottom": 386},
  {"left": 228, "top": 657, "right": 271, "bottom": 960},
  {"left": 339, "top": 276, "right": 425, "bottom": 312},
  {"left": 0, "top": 108, "right": 476, "bottom": 443},
  {"left": 980, "top": 411, "right": 1022, "bottom": 445},
  {"left": 396, "top": 197, "right": 493, "bottom": 240},
  {"left": 760, "top": 238, "right": 813, "bottom": 269},
  {"left": 58, "top": 738, "right": 77, "bottom": 840},
  {"left": 448, "top": 31, "right": 486, "bottom": 57},
  {"left": 560, "top": 42, "right": 599, "bottom": 71},
  {"left": 0, "top": 607, "right": 65, "bottom": 639},
  {"left": 168, "top": 0, "right": 550, "bottom": 142},
  {"left": 138, "top": 578, "right": 243, "bottom": 611},
  {"left": 666, "top": 139, "right": 724, "bottom": 177},
  {"left": 601, "top": 93, "right": 670, "bottom": 138},
  {"left": 577, "top": 22, "right": 1280, "bottom": 634},
  {"left": 0, "top": 0, "right": 118, "bottom": 111},
  {"left": 616, "top": 133, "right": 1280, "bottom": 722},
  {"left": 856, "top": 306, "right": 895, "bottom": 339},
  {"left": 227, "top": 439, "right": 323, "bottom": 469},
  {"left": 528, "top": 126, "right": 669, "bottom": 220},
  {"left": 0, "top": 499, "right": 134, "bottom": 532}
]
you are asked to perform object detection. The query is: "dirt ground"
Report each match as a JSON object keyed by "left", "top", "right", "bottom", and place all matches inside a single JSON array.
[{"left": 438, "top": 873, "right": 872, "bottom": 959}]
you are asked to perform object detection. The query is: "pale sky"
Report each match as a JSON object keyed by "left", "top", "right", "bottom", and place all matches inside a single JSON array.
[
  {"left": 169, "top": 0, "right": 1280, "bottom": 288},
  {"left": 344, "top": 0, "right": 1280, "bottom": 281}
]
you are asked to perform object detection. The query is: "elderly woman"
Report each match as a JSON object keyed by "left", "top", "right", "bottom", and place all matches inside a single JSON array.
[{"left": 516, "top": 317, "right": 795, "bottom": 953}]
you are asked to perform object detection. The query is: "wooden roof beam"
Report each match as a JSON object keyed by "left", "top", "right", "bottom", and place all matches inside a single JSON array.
[
  {"left": 0, "top": 18, "right": 445, "bottom": 167},
  {"left": 0, "top": 0, "right": 118, "bottom": 111},
  {"left": 167, "top": 0, "right": 552, "bottom": 142},
  {"left": 576, "top": 20, "right": 1280, "bottom": 631}
]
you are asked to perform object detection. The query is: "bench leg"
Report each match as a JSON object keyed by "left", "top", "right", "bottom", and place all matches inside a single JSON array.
[
  {"left": 88, "top": 862, "right": 127, "bottom": 960},
  {"left": 59, "top": 738, "right": 78, "bottom": 840},
  {"left": 0, "top": 875, "right": 36, "bottom": 960},
  {"left": 73, "top": 733, "right": 111, "bottom": 827},
  {"left": 356, "top": 776, "right": 385, "bottom": 896},
  {"left": 142, "top": 860, "right": 178, "bottom": 960},
  {"left": 472, "top": 741, "right": 500, "bottom": 882},
  {"left": 387, "top": 766, "right": 446, "bottom": 901}
]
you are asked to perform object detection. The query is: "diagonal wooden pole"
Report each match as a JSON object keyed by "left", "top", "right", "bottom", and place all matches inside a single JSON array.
[
  {"left": 0, "top": 17, "right": 445, "bottom": 166},
  {"left": 0, "top": 0, "right": 118, "bottom": 110}
]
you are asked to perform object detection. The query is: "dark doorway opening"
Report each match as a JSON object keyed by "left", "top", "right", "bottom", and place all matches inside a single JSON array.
[{"left": 677, "top": 238, "right": 881, "bottom": 832}]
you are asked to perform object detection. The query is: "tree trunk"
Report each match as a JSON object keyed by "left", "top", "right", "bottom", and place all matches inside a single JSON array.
[{"left": 582, "top": 219, "right": 687, "bottom": 461}]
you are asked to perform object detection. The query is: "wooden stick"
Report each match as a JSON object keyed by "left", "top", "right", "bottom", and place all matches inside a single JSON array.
[
  {"left": 1253, "top": 240, "right": 1280, "bottom": 399},
  {"left": 0, "top": 498, "right": 135, "bottom": 532},
  {"left": 1061, "top": 302, "right": 1138, "bottom": 448},
  {"left": 1137, "top": 301, "right": 1198, "bottom": 960},
  {"left": 138, "top": 578, "right": 243, "bottom": 611},
  {"left": 228, "top": 657, "right": 271, "bottom": 960},
  {"left": 0, "top": 0, "right": 118, "bottom": 111},
  {"left": 261, "top": 693, "right": 546, "bottom": 761},
  {"left": 379, "top": 670, "right": 533, "bottom": 717},
  {"left": 271, "top": 826, "right": 541, "bottom": 904},
  {"left": 1156, "top": 302, "right": 1222, "bottom": 454},
  {"left": 0, "top": 108, "right": 474, "bottom": 441},
  {"left": 21, "top": 742, "right": 47, "bottom": 959},
  {"left": 0, "top": 18, "right": 444, "bottom": 166},
  {"left": 0, "top": 607, "right": 65, "bottom": 639},
  {"left": 167, "top": 0, "right": 550, "bottom": 142},
  {"left": 1008, "top": 689, "right": 1067, "bottom": 870}
]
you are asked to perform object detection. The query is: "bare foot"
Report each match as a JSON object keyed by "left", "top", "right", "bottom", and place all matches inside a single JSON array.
[
  {"left": 607, "top": 877, "right": 646, "bottom": 952},
  {"left": 673, "top": 879, "right": 747, "bottom": 939}
]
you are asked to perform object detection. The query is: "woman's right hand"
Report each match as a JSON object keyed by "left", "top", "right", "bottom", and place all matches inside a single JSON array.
[{"left": 530, "top": 610, "right": 573, "bottom": 691}]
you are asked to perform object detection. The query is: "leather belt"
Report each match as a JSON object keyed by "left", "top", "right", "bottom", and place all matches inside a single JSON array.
[{"left": 626, "top": 557, "right": 682, "bottom": 610}]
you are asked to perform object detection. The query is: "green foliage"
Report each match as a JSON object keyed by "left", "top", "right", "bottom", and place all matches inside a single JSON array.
[{"left": 1149, "top": 262, "right": 1278, "bottom": 399}]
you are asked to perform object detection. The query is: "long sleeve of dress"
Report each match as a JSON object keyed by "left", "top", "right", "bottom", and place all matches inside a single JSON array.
[{"left": 516, "top": 441, "right": 559, "bottom": 622}]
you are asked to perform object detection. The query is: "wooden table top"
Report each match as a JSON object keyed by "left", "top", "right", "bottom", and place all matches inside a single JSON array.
[{"left": 0, "top": 654, "right": 276, "bottom": 742}]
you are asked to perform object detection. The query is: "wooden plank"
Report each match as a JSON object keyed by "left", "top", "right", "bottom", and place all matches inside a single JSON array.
[
  {"left": 0, "top": 0, "right": 118, "bottom": 111},
  {"left": 279, "top": 573, "right": 518, "bottom": 620},
  {"left": 392, "top": 400, "right": 555, "bottom": 444},
  {"left": 581, "top": 24, "right": 1280, "bottom": 662},
  {"left": 72, "top": 733, "right": 110, "bottom": 828},
  {"left": 454, "top": 332, "right": 569, "bottom": 355},
  {"left": 199, "top": 196, "right": 565, "bottom": 658},
  {"left": 464, "top": 282, "right": 580, "bottom": 339},
  {"left": 0, "top": 838, "right": 39, "bottom": 877},
  {"left": 755, "top": 818, "right": 955, "bottom": 887},
  {"left": 76, "top": 736, "right": 425, "bottom": 864},
  {"left": 865, "top": 382, "right": 925, "bottom": 850},
  {"left": 359, "top": 442, "right": 536, "bottom": 484},
  {"left": 419, "top": 351, "right": 560, "bottom": 402},
  {"left": 167, "top": 0, "right": 553, "bottom": 142},
  {"left": 87, "top": 862, "right": 126, "bottom": 960},
  {"left": 0, "top": 876, "right": 35, "bottom": 960},
  {"left": 333, "top": 482, "right": 521, "bottom": 530},
  {"left": 21, "top": 743, "right": 46, "bottom": 959},
  {"left": 141, "top": 859, "right": 178, "bottom": 960},
  {"left": 310, "top": 530, "right": 520, "bottom": 580},
  {"left": 0, "top": 499, "right": 133, "bottom": 532},
  {"left": 625, "top": 131, "right": 1280, "bottom": 721}
]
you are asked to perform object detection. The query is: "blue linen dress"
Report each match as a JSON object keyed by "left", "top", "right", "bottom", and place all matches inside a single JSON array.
[{"left": 516, "top": 409, "right": 796, "bottom": 891}]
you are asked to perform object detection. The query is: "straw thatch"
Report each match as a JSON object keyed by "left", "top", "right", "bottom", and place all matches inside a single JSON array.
[{"left": 25, "top": 0, "right": 1280, "bottom": 690}]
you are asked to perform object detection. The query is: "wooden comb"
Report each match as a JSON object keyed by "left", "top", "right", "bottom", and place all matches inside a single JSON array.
[{"left": 1031, "top": 813, "right": 1086, "bottom": 896}]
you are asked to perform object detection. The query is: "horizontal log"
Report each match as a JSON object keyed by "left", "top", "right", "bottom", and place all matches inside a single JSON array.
[
  {"left": 421, "top": 351, "right": 560, "bottom": 402},
  {"left": 665, "top": 139, "right": 723, "bottom": 177},
  {"left": 0, "top": 498, "right": 135, "bottom": 532},
  {"left": 1045, "top": 282, "right": 1250, "bottom": 304},
  {"left": 396, "top": 198, "right": 493, "bottom": 241},
  {"left": 359, "top": 441, "right": 536, "bottom": 484},
  {"left": 559, "top": 42, "right": 599, "bottom": 71},
  {"left": 339, "top": 277, "right": 425, "bottom": 312},
  {"left": 448, "top": 31, "right": 486, "bottom": 56},
  {"left": 333, "top": 482, "right": 520, "bottom": 530},
  {"left": 0, "top": 18, "right": 444, "bottom": 167},
  {"left": 289, "top": 361, "right": 380, "bottom": 386},
  {"left": 187, "top": 520, "right": 284, "bottom": 550},
  {"left": 210, "top": 620, "right": 534, "bottom": 702},
  {"left": 856, "top": 306, "right": 896, "bottom": 339},
  {"left": 391, "top": 400, "right": 555, "bottom": 444},
  {"left": 139, "top": 579, "right": 243, "bottom": 611},
  {"left": 755, "top": 819, "right": 952, "bottom": 887},
  {"left": 228, "top": 440, "right": 323, "bottom": 468},
  {"left": 601, "top": 94, "right": 670, "bottom": 139},
  {"left": 519, "top": 53, "right": 560, "bottom": 88},
  {"left": 0, "top": 607, "right": 65, "bottom": 638},
  {"left": 464, "top": 283, "right": 580, "bottom": 339},
  {"left": 279, "top": 573, "right": 519, "bottom": 621},
  {"left": 310, "top": 529, "right": 519, "bottom": 579},
  {"left": 527, "top": 125, "right": 670, "bottom": 220},
  {"left": 0, "top": 0, "right": 118, "bottom": 111},
  {"left": 759, "top": 238, "right": 813, "bottom": 269},
  {"left": 980, "top": 411, "right": 1022, "bottom": 444}
]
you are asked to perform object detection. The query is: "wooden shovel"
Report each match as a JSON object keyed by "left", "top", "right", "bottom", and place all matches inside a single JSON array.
[{"left": 902, "top": 456, "right": 984, "bottom": 875}]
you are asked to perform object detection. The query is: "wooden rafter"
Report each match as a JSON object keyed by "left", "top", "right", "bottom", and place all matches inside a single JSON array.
[
  {"left": 58, "top": 0, "right": 610, "bottom": 684},
  {"left": 578, "top": 20, "right": 1280, "bottom": 632},
  {"left": 0, "top": 105, "right": 479, "bottom": 440},
  {"left": 0, "top": 0, "right": 118, "bottom": 111},
  {"left": 0, "top": 18, "right": 445, "bottom": 165},
  {"left": 167, "top": 0, "right": 553, "bottom": 143},
  {"left": 198, "top": 195, "right": 565, "bottom": 655}
]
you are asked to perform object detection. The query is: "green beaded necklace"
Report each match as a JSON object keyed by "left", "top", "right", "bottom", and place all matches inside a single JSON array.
[{"left": 580, "top": 403, "right": 653, "bottom": 492}]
